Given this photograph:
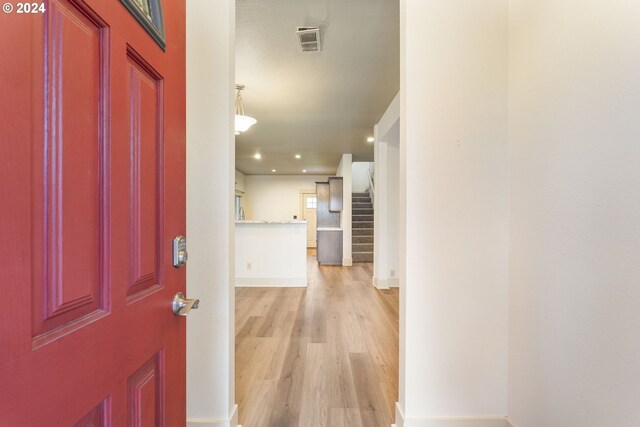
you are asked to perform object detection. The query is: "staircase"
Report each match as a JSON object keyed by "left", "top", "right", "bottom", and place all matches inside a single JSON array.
[{"left": 352, "top": 192, "right": 373, "bottom": 262}]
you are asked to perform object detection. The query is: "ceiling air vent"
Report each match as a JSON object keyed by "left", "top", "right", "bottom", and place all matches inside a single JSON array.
[{"left": 296, "top": 27, "right": 321, "bottom": 52}]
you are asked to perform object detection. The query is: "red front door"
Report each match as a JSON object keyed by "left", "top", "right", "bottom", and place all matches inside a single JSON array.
[{"left": 0, "top": 0, "right": 186, "bottom": 425}]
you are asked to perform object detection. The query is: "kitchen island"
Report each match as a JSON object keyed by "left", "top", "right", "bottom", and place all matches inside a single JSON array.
[{"left": 235, "top": 220, "right": 308, "bottom": 287}]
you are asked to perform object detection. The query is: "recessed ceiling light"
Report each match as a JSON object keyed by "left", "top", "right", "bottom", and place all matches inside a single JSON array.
[
  {"left": 302, "top": 169, "right": 307, "bottom": 173},
  {"left": 254, "top": 153, "right": 261, "bottom": 160},
  {"left": 271, "top": 169, "right": 276, "bottom": 173},
  {"left": 367, "top": 136, "right": 375, "bottom": 143},
  {"left": 295, "top": 154, "right": 301, "bottom": 159}
]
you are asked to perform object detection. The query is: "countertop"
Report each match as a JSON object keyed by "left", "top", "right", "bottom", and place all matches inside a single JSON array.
[{"left": 235, "top": 220, "right": 307, "bottom": 224}]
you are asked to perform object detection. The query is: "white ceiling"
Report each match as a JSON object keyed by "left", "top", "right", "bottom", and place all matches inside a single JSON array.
[{"left": 235, "top": 0, "right": 399, "bottom": 175}]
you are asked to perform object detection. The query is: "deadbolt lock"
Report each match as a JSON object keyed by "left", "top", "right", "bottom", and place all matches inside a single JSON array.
[{"left": 172, "top": 235, "right": 188, "bottom": 268}]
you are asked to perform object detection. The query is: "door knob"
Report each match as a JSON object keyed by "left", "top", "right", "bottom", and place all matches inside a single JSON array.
[{"left": 172, "top": 292, "right": 200, "bottom": 316}]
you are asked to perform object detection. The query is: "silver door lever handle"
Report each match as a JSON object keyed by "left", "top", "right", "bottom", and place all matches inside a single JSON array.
[{"left": 173, "top": 292, "right": 200, "bottom": 316}]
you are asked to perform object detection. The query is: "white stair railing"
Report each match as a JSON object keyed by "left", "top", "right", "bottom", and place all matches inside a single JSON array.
[{"left": 367, "top": 166, "right": 375, "bottom": 205}]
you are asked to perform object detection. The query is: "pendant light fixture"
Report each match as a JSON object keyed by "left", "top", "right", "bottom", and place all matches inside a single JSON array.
[{"left": 235, "top": 84, "right": 257, "bottom": 135}]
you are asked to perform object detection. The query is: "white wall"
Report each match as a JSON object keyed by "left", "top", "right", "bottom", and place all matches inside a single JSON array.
[
  {"left": 337, "top": 154, "right": 353, "bottom": 266},
  {"left": 243, "top": 175, "right": 326, "bottom": 221},
  {"left": 374, "top": 93, "right": 400, "bottom": 290},
  {"left": 373, "top": 127, "right": 389, "bottom": 287},
  {"left": 508, "top": 2, "right": 640, "bottom": 426},
  {"left": 186, "top": 0, "right": 237, "bottom": 426},
  {"left": 400, "top": 1, "right": 509, "bottom": 426},
  {"left": 373, "top": 101, "right": 400, "bottom": 289},
  {"left": 386, "top": 144, "right": 399, "bottom": 284},
  {"left": 352, "top": 162, "right": 373, "bottom": 193}
]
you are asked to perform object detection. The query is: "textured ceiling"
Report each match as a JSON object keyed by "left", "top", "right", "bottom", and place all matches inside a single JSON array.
[{"left": 235, "top": 0, "right": 399, "bottom": 175}]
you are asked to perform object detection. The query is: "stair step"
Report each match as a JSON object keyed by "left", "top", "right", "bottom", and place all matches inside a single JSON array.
[
  {"left": 352, "top": 191, "right": 374, "bottom": 262},
  {"left": 352, "top": 197, "right": 371, "bottom": 203},
  {"left": 352, "top": 235, "right": 373, "bottom": 244},
  {"left": 353, "top": 251, "right": 373, "bottom": 263},
  {"left": 353, "top": 221, "right": 373, "bottom": 228},
  {"left": 353, "top": 208, "right": 373, "bottom": 215},
  {"left": 352, "top": 230, "right": 373, "bottom": 236},
  {"left": 352, "top": 203, "right": 373, "bottom": 209},
  {"left": 353, "top": 228, "right": 373, "bottom": 236},
  {"left": 353, "top": 243, "right": 373, "bottom": 252}
]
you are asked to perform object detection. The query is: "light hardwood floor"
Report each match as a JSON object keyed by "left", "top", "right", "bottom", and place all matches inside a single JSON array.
[{"left": 235, "top": 250, "right": 399, "bottom": 427}]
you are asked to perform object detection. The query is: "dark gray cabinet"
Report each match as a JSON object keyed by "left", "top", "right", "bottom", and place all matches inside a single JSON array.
[
  {"left": 317, "top": 229, "right": 343, "bottom": 265},
  {"left": 316, "top": 179, "right": 343, "bottom": 265},
  {"left": 316, "top": 181, "right": 340, "bottom": 228},
  {"left": 328, "top": 177, "right": 343, "bottom": 212}
]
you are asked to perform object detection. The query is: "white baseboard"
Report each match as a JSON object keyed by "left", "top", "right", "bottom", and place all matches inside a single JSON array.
[
  {"left": 395, "top": 402, "right": 405, "bottom": 427},
  {"left": 342, "top": 258, "right": 353, "bottom": 266},
  {"left": 403, "top": 417, "right": 512, "bottom": 427},
  {"left": 187, "top": 404, "right": 238, "bottom": 427},
  {"left": 373, "top": 276, "right": 399, "bottom": 289},
  {"left": 231, "top": 405, "right": 238, "bottom": 427},
  {"left": 393, "top": 406, "right": 513, "bottom": 427},
  {"left": 235, "top": 277, "right": 307, "bottom": 287},
  {"left": 373, "top": 277, "right": 389, "bottom": 289}
]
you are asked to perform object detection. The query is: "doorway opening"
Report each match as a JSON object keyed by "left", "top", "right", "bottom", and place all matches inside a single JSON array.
[
  {"left": 301, "top": 191, "right": 317, "bottom": 248},
  {"left": 232, "top": 0, "right": 399, "bottom": 425}
]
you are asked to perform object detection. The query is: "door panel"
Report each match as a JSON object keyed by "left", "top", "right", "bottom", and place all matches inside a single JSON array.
[
  {"left": 74, "top": 400, "right": 109, "bottom": 427},
  {"left": 127, "top": 49, "right": 163, "bottom": 298},
  {"left": 127, "top": 352, "right": 164, "bottom": 427},
  {"left": 32, "top": 0, "right": 109, "bottom": 340},
  {"left": 0, "top": 0, "right": 186, "bottom": 425}
]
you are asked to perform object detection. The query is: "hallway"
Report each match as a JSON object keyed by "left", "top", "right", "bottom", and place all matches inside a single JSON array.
[{"left": 235, "top": 250, "right": 399, "bottom": 427}]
